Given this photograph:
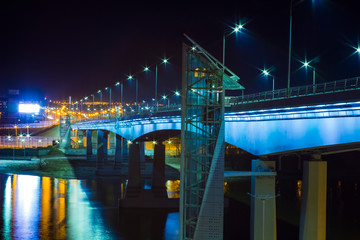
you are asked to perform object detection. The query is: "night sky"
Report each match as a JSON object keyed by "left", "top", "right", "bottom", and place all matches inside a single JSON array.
[{"left": 1, "top": 0, "right": 359, "bottom": 102}]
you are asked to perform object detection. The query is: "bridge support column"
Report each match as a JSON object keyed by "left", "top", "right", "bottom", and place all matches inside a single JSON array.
[
  {"left": 250, "top": 160, "right": 277, "bottom": 240},
  {"left": 152, "top": 143, "right": 167, "bottom": 198},
  {"left": 103, "top": 131, "right": 108, "bottom": 161},
  {"left": 126, "top": 143, "right": 142, "bottom": 198},
  {"left": 299, "top": 155, "right": 327, "bottom": 240},
  {"left": 78, "top": 130, "right": 84, "bottom": 148},
  {"left": 109, "top": 132, "right": 116, "bottom": 155},
  {"left": 86, "top": 130, "right": 92, "bottom": 160},
  {"left": 92, "top": 130, "right": 97, "bottom": 155},
  {"left": 114, "top": 135, "right": 122, "bottom": 169},
  {"left": 96, "top": 130, "right": 105, "bottom": 169},
  {"left": 139, "top": 142, "right": 145, "bottom": 162}
]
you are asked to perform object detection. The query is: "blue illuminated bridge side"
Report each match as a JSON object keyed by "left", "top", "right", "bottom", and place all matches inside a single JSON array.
[{"left": 72, "top": 100, "right": 360, "bottom": 156}]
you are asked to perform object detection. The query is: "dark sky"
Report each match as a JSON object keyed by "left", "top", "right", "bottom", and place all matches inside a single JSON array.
[{"left": 1, "top": 0, "right": 359, "bottom": 102}]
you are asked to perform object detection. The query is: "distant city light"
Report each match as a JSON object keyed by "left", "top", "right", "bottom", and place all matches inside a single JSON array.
[
  {"left": 144, "top": 66, "right": 149, "bottom": 71},
  {"left": 18, "top": 104, "right": 40, "bottom": 113},
  {"left": 128, "top": 75, "right": 133, "bottom": 80},
  {"left": 263, "top": 70, "right": 269, "bottom": 76},
  {"left": 357, "top": 47, "right": 360, "bottom": 53}
]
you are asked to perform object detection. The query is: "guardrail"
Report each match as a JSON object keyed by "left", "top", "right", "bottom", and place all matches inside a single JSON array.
[
  {"left": 226, "top": 77, "right": 360, "bottom": 106},
  {"left": 0, "top": 121, "right": 58, "bottom": 129},
  {"left": 71, "top": 104, "right": 182, "bottom": 123},
  {"left": 0, "top": 136, "right": 59, "bottom": 149}
]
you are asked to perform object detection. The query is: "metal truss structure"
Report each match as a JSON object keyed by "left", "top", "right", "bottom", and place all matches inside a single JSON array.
[{"left": 180, "top": 35, "right": 243, "bottom": 240}]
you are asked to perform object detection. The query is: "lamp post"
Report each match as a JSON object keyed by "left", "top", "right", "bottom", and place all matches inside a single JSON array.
[
  {"left": 98, "top": 90, "right": 102, "bottom": 118},
  {"left": 287, "top": 0, "right": 305, "bottom": 95},
  {"left": 162, "top": 95, "right": 170, "bottom": 108},
  {"left": 91, "top": 94, "right": 95, "bottom": 113},
  {"left": 223, "top": 23, "right": 243, "bottom": 66},
  {"left": 262, "top": 69, "right": 275, "bottom": 99},
  {"left": 303, "top": 61, "right": 316, "bottom": 93},
  {"left": 127, "top": 75, "right": 139, "bottom": 111},
  {"left": 84, "top": 96, "right": 88, "bottom": 112},
  {"left": 80, "top": 99, "right": 83, "bottom": 114},
  {"left": 153, "top": 58, "right": 168, "bottom": 112},
  {"left": 105, "top": 87, "right": 111, "bottom": 118},
  {"left": 115, "top": 81, "right": 123, "bottom": 115}
]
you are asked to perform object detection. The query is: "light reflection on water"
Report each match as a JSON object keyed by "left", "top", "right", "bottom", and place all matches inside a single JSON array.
[{"left": 0, "top": 174, "right": 180, "bottom": 240}]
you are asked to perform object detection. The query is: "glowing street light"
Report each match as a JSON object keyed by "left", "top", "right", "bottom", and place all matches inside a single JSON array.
[
  {"left": 128, "top": 74, "right": 138, "bottom": 111},
  {"left": 261, "top": 68, "right": 275, "bottom": 99},
  {"left": 233, "top": 24, "right": 244, "bottom": 32},
  {"left": 162, "top": 95, "right": 170, "bottom": 108},
  {"left": 90, "top": 94, "right": 94, "bottom": 113},
  {"left": 302, "top": 60, "right": 316, "bottom": 93},
  {"left": 115, "top": 81, "right": 123, "bottom": 110},
  {"left": 154, "top": 58, "right": 169, "bottom": 111},
  {"left": 105, "top": 87, "right": 112, "bottom": 118},
  {"left": 223, "top": 22, "right": 245, "bottom": 67}
]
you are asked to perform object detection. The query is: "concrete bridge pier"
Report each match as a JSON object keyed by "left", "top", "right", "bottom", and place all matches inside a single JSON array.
[
  {"left": 96, "top": 130, "right": 109, "bottom": 170},
  {"left": 250, "top": 159, "right": 277, "bottom": 240},
  {"left": 299, "top": 154, "right": 327, "bottom": 240},
  {"left": 109, "top": 132, "right": 116, "bottom": 155},
  {"left": 152, "top": 143, "right": 167, "bottom": 198},
  {"left": 125, "top": 142, "right": 142, "bottom": 198},
  {"left": 78, "top": 130, "right": 84, "bottom": 148},
  {"left": 103, "top": 131, "right": 108, "bottom": 161},
  {"left": 86, "top": 130, "right": 92, "bottom": 160},
  {"left": 91, "top": 130, "right": 97, "bottom": 156},
  {"left": 114, "top": 135, "right": 128, "bottom": 169},
  {"left": 118, "top": 141, "right": 178, "bottom": 208}
]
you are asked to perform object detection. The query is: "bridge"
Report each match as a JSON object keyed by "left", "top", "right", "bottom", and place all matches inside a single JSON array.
[{"left": 62, "top": 37, "right": 360, "bottom": 240}]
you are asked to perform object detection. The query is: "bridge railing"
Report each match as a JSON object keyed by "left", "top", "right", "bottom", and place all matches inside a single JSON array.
[
  {"left": 71, "top": 104, "right": 182, "bottom": 123},
  {"left": 226, "top": 76, "right": 360, "bottom": 105},
  {"left": 0, "top": 120, "right": 58, "bottom": 129},
  {"left": 0, "top": 136, "right": 59, "bottom": 149}
]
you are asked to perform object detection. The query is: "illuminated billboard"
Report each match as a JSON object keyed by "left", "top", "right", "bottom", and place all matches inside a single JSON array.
[{"left": 18, "top": 104, "right": 40, "bottom": 113}]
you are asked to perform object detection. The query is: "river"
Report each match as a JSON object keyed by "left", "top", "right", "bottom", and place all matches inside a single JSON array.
[{"left": 0, "top": 173, "right": 358, "bottom": 239}]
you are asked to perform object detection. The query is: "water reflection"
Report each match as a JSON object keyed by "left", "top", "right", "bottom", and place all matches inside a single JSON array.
[{"left": 0, "top": 174, "right": 181, "bottom": 240}]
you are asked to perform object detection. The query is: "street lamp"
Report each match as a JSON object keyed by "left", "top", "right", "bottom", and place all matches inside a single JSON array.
[
  {"left": 303, "top": 61, "right": 316, "bottom": 93},
  {"left": 223, "top": 23, "right": 244, "bottom": 67},
  {"left": 127, "top": 74, "right": 139, "bottom": 111},
  {"left": 154, "top": 58, "right": 169, "bottom": 111},
  {"left": 105, "top": 87, "right": 111, "bottom": 118},
  {"left": 262, "top": 69, "right": 275, "bottom": 99},
  {"left": 80, "top": 99, "right": 83, "bottom": 114},
  {"left": 162, "top": 95, "right": 170, "bottom": 108},
  {"left": 90, "top": 94, "right": 94, "bottom": 113},
  {"left": 98, "top": 90, "right": 102, "bottom": 118},
  {"left": 288, "top": 0, "right": 305, "bottom": 95},
  {"left": 115, "top": 81, "right": 123, "bottom": 113}
]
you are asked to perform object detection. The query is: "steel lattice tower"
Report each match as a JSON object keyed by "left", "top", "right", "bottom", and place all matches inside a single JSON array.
[{"left": 180, "top": 35, "right": 243, "bottom": 240}]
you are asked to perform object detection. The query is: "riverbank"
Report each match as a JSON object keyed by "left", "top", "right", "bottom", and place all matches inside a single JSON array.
[
  {"left": 0, "top": 147, "right": 98, "bottom": 179},
  {"left": 0, "top": 146, "right": 181, "bottom": 180}
]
